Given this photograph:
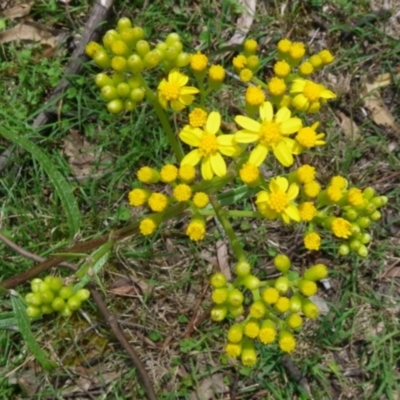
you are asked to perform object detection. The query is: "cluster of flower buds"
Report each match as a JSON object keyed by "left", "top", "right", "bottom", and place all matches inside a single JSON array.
[
  {"left": 85, "top": 17, "right": 190, "bottom": 113},
  {"left": 25, "top": 276, "right": 90, "bottom": 318},
  {"left": 210, "top": 254, "right": 328, "bottom": 365}
]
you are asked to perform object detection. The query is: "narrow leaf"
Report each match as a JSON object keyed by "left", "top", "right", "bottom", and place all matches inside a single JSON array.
[{"left": 0, "top": 312, "right": 18, "bottom": 329}]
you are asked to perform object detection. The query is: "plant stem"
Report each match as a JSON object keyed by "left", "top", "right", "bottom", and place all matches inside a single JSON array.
[{"left": 199, "top": 209, "right": 263, "bottom": 218}]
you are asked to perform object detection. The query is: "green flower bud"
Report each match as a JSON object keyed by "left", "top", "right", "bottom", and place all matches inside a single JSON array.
[
  {"left": 171, "top": 41, "right": 183, "bottom": 53},
  {"left": 165, "top": 33, "right": 181, "bottom": 46},
  {"left": 249, "top": 300, "right": 266, "bottom": 319},
  {"left": 120, "top": 28, "right": 137, "bottom": 46},
  {"left": 210, "top": 304, "right": 228, "bottom": 321},
  {"left": 356, "top": 217, "right": 371, "bottom": 229},
  {"left": 107, "top": 99, "right": 124, "bottom": 114},
  {"left": 338, "top": 244, "right": 350, "bottom": 256},
  {"left": 227, "top": 289, "right": 244, "bottom": 307},
  {"left": 26, "top": 306, "right": 42, "bottom": 318},
  {"left": 67, "top": 295, "right": 82, "bottom": 311},
  {"left": 175, "top": 52, "right": 191, "bottom": 67},
  {"left": 302, "top": 299, "right": 319, "bottom": 319},
  {"left": 93, "top": 50, "right": 111, "bottom": 69},
  {"left": 349, "top": 239, "right": 361, "bottom": 252},
  {"left": 297, "top": 279, "right": 317, "bottom": 297},
  {"left": 101, "top": 85, "right": 118, "bottom": 101},
  {"left": 164, "top": 46, "right": 178, "bottom": 61},
  {"left": 40, "top": 290, "right": 55, "bottom": 304},
  {"left": 48, "top": 277, "right": 63, "bottom": 293},
  {"left": 370, "top": 196, "right": 387, "bottom": 208},
  {"left": 210, "top": 272, "right": 227, "bottom": 288},
  {"left": 345, "top": 208, "right": 358, "bottom": 221},
  {"left": 131, "top": 26, "right": 145, "bottom": 41},
  {"left": 124, "top": 99, "right": 136, "bottom": 111},
  {"left": 130, "top": 88, "right": 145, "bottom": 102},
  {"left": 76, "top": 289, "right": 90, "bottom": 302},
  {"left": 117, "top": 82, "right": 131, "bottom": 97},
  {"left": 127, "top": 54, "right": 144, "bottom": 73},
  {"left": 359, "top": 232, "right": 371, "bottom": 244},
  {"left": 228, "top": 305, "right": 244, "bottom": 318},
  {"left": 241, "top": 339, "right": 257, "bottom": 366},
  {"left": 117, "top": 17, "right": 132, "bottom": 32},
  {"left": 370, "top": 211, "right": 382, "bottom": 221},
  {"left": 111, "top": 72, "right": 125, "bottom": 85},
  {"left": 30, "top": 278, "right": 43, "bottom": 293},
  {"left": 102, "top": 30, "right": 120, "bottom": 49},
  {"left": 136, "top": 40, "right": 150, "bottom": 57},
  {"left": 41, "top": 304, "right": 54, "bottom": 315},
  {"left": 234, "top": 260, "right": 251, "bottom": 277},
  {"left": 350, "top": 223, "right": 361, "bottom": 235},
  {"left": 60, "top": 305, "right": 72, "bottom": 317},
  {"left": 111, "top": 56, "right": 128, "bottom": 72},
  {"left": 274, "top": 276, "right": 290, "bottom": 293},
  {"left": 304, "top": 264, "right": 328, "bottom": 281},
  {"left": 357, "top": 244, "right": 368, "bottom": 258},
  {"left": 363, "top": 187, "right": 375, "bottom": 200},
  {"left": 110, "top": 40, "right": 129, "bottom": 56},
  {"left": 38, "top": 282, "right": 50, "bottom": 292},
  {"left": 211, "top": 288, "right": 229, "bottom": 304},
  {"left": 143, "top": 50, "right": 161, "bottom": 69},
  {"left": 289, "top": 295, "right": 303, "bottom": 313},
  {"left": 364, "top": 202, "right": 376, "bottom": 215},
  {"left": 127, "top": 75, "right": 142, "bottom": 89},
  {"left": 246, "top": 55, "right": 260, "bottom": 71},
  {"left": 243, "top": 275, "right": 260, "bottom": 290},
  {"left": 274, "top": 254, "right": 291, "bottom": 273},
  {"left": 59, "top": 286, "right": 73, "bottom": 300},
  {"left": 51, "top": 297, "right": 65, "bottom": 311}
]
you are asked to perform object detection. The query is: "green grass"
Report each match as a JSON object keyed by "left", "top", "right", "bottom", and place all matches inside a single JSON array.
[{"left": 1, "top": 0, "right": 400, "bottom": 398}]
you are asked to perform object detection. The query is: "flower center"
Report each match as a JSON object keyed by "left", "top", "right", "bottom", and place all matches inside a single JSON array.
[
  {"left": 303, "top": 82, "right": 322, "bottom": 102},
  {"left": 268, "top": 191, "right": 289, "bottom": 213},
  {"left": 259, "top": 122, "right": 282, "bottom": 146},
  {"left": 296, "top": 127, "right": 317, "bottom": 148},
  {"left": 199, "top": 133, "right": 218, "bottom": 155},
  {"left": 161, "top": 82, "right": 180, "bottom": 101}
]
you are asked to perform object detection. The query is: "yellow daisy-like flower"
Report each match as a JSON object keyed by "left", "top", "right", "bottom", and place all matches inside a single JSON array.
[
  {"left": 296, "top": 122, "right": 326, "bottom": 148},
  {"left": 347, "top": 188, "right": 365, "bottom": 207},
  {"left": 225, "top": 342, "right": 241, "bottom": 358},
  {"left": 244, "top": 319, "right": 260, "bottom": 339},
  {"left": 277, "top": 38, "right": 292, "bottom": 54},
  {"left": 296, "top": 164, "right": 316, "bottom": 184},
  {"left": 319, "top": 49, "right": 335, "bottom": 65},
  {"left": 289, "top": 42, "right": 306, "bottom": 60},
  {"left": 273, "top": 60, "right": 291, "bottom": 77},
  {"left": 268, "top": 77, "right": 286, "bottom": 97},
  {"left": 286, "top": 314, "right": 303, "bottom": 329},
  {"left": 179, "top": 111, "right": 241, "bottom": 180},
  {"left": 298, "top": 202, "right": 317, "bottom": 222},
  {"left": 326, "top": 184, "right": 343, "bottom": 202},
  {"left": 173, "top": 184, "right": 192, "bottom": 202},
  {"left": 158, "top": 69, "right": 199, "bottom": 111},
  {"left": 299, "top": 61, "right": 314, "bottom": 76},
  {"left": 304, "top": 231, "right": 321, "bottom": 251},
  {"left": 239, "top": 68, "right": 253, "bottom": 82},
  {"left": 241, "top": 341, "right": 257, "bottom": 366},
  {"left": 256, "top": 177, "right": 300, "bottom": 224},
  {"left": 258, "top": 320, "right": 277, "bottom": 344},
  {"left": 232, "top": 54, "right": 247, "bottom": 69},
  {"left": 192, "top": 192, "right": 209, "bottom": 208},
  {"left": 291, "top": 79, "right": 336, "bottom": 113},
  {"left": 212, "top": 288, "right": 229, "bottom": 304},
  {"left": 178, "top": 164, "right": 196, "bottom": 183},
  {"left": 309, "top": 54, "right": 322, "bottom": 68},
  {"left": 274, "top": 296, "right": 290, "bottom": 313},
  {"left": 244, "top": 38, "right": 258, "bottom": 54},
  {"left": 302, "top": 299, "right": 319, "bottom": 319},
  {"left": 139, "top": 218, "right": 157, "bottom": 236},
  {"left": 234, "top": 102, "right": 302, "bottom": 167},
  {"left": 297, "top": 280, "right": 318, "bottom": 297},
  {"left": 239, "top": 162, "right": 259, "bottom": 185},
  {"left": 190, "top": 52, "right": 208, "bottom": 72},
  {"left": 303, "top": 180, "right": 321, "bottom": 198},
  {"left": 330, "top": 175, "right": 347, "bottom": 189},
  {"left": 186, "top": 219, "right": 206, "bottom": 241},
  {"left": 160, "top": 164, "right": 178, "bottom": 183},
  {"left": 189, "top": 108, "right": 207, "bottom": 128},
  {"left": 208, "top": 64, "right": 225, "bottom": 82},
  {"left": 279, "top": 331, "right": 296, "bottom": 353},
  {"left": 245, "top": 86, "right": 266, "bottom": 107},
  {"left": 128, "top": 188, "right": 149, "bottom": 207},
  {"left": 249, "top": 300, "right": 266, "bottom": 319},
  {"left": 331, "top": 217, "right": 352, "bottom": 239},
  {"left": 227, "top": 323, "right": 244, "bottom": 343},
  {"left": 137, "top": 166, "right": 159, "bottom": 183},
  {"left": 261, "top": 287, "right": 280, "bottom": 304},
  {"left": 148, "top": 193, "right": 168, "bottom": 212}
]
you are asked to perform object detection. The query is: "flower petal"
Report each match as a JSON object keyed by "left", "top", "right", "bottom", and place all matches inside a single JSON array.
[
  {"left": 259, "top": 102, "right": 273, "bottom": 122},
  {"left": 290, "top": 79, "right": 306, "bottom": 93},
  {"left": 271, "top": 176, "right": 288, "bottom": 193},
  {"left": 218, "top": 135, "right": 242, "bottom": 156},
  {"left": 171, "top": 99, "right": 185, "bottom": 111},
  {"left": 273, "top": 143, "right": 294, "bottom": 167},
  {"left": 320, "top": 89, "right": 336, "bottom": 99},
  {"left": 210, "top": 152, "right": 226, "bottom": 177},
  {"left": 234, "top": 130, "right": 260, "bottom": 143},
  {"left": 206, "top": 111, "right": 221, "bottom": 134},
  {"left": 283, "top": 137, "right": 302, "bottom": 155},
  {"left": 249, "top": 144, "right": 268, "bottom": 166},
  {"left": 180, "top": 86, "right": 200, "bottom": 95},
  {"left": 275, "top": 107, "right": 291, "bottom": 123},
  {"left": 280, "top": 117, "right": 302, "bottom": 134},
  {"left": 170, "top": 69, "right": 188, "bottom": 86},
  {"left": 285, "top": 204, "right": 300, "bottom": 222},
  {"left": 256, "top": 191, "right": 269, "bottom": 205},
  {"left": 179, "top": 126, "right": 201, "bottom": 146},
  {"left": 182, "top": 149, "right": 201, "bottom": 166},
  {"left": 201, "top": 157, "right": 213, "bottom": 180},
  {"left": 287, "top": 183, "right": 299, "bottom": 200},
  {"left": 235, "top": 115, "right": 260, "bottom": 132}
]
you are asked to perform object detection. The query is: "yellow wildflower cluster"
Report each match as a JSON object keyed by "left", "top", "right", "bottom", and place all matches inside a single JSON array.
[{"left": 211, "top": 255, "right": 328, "bottom": 365}]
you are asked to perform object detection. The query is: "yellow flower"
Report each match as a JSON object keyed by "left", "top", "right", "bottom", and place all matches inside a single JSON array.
[
  {"left": 268, "top": 77, "right": 286, "bottom": 97},
  {"left": 261, "top": 287, "right": 280, "bottom": 304},
  {"left": 286, "top": 314, "right": 303, "bottom": 329},
  {"left": 304, "top": 231, "right": 321, "bottom": 251},
  {"left": 212, "top": 288, "right": 228, "bottom": 304},
  {"left": 303, "top": 180, "right": 321, "bottom": 198},
  {"left": 241, "top": 340, "right": 257, "bottom": 366},
  {"left": 326, "top": 184, "right": 343, "bottom": 202},
  {"left": 274, "top": 296, "right": 290, "bottom": 313},
  {"left": 297, "top": 280, "right": 318, "bottom": 297},
  {"left": 180, "top": 111, "right": 241, "bottom": 180},
  {"left": 245, "top": 86, "right": 266, "bottom": 106},
  {"left": 319, "top": 50, "right": 334, "bottom": 65},
  {"left": 296, "top": 122, "right": 326, "bottom": 148},
  {"left": 225, "top": 342, "right": 241, "bottom": 358},
  {"left": 239, "top": 162, "right": 259, "bottom": 185},
  {"left": 227, "top": 323, "right": 244, "bottom": 343},
  {"left": 302, "top": 299, "right": 319, "bottom": 319},
  {"left": 173, "top": 184, "right": 192, "bottom": 202},
  {"left": 208, "top": 64, "right": 225, "bottom": 82},
  {"left": 244, "top": 319, "right": 260, "bottom": 339},
  {"left": 158, "top": 69, "right": 199, "bottom": 111},
  {"left": 239, "top": 68, "right": 253, "bottom": 82},
  {"left": 291, "top": 79, "right": 336, "bottom": 113},
  {"left": 296, "top": 164, "right": 316, "bottom": 184},
  {"left": 299, "top": 61, "right": 314, "bottom": 76},
  {"left": 298, "top": 202, "right": 317, "bottom": 222},
  {"left": 273, "top": 60, "right": 291, "bottom": 77},
  {"left": 189, "top": 108, "right": 207, "bottom": 128},
  {"left": 234, "top": 102, "right": 302, "bottom": 167},
  {"left": 186, "top": 219, "right": 206, "bottom": 241},
  {"left": 249, "top": 300, "right": 266, "bottom": 319},
  {"left": 128, "top": 188, "right": 149, "bottom": 206},
  {"left": 178, "top": 164, "right": 196, "bottom": 183},
  {"left": 244, "top": 38, "right": 258, "bottom": 54},
  {"left": 190, "top": 52, "right": 208, "bottom": 72},
  {"left": 160, "top": 164, "right": 178, "bottom": 183},
  {"left": 289, "top": 42, "right": 306, "bottom": 60},
  {"left": 277, "top": 38, "right": 292, "bottom": 54},
  {"left": 139, "top": 218, "right": 157, "bottom": 236},
  {"left": 137, "top": 166, "right": 159, "bottom": 183},
  {"left": 279, "top": 331, "right": 296, "bottom": 353},
  {"left": 330, "top": 176, "right": 347, "bottom": 189},
  {"left": 85, "top": 41, "right": 102, "bottom": 58},
  {"left": 192, "top": 192, "right": 209, "bottom": 208},
  {"left": 309, "top": 54, "right": 322, "bottom": 68},
  {"left": 256, "top": 177, "right": 300, "bottom": 224},
  {"left": 347, "top": 188, "right": 365, "bottom": 207},
  {"left": 331, "top": 217, "right": 352, "bottom": 239},
  {"left": 258, "top": 320, "right": 277, "bottom": 344},
  {"left": 232, "top": 54, "right": 247, "bottom": 69},
  {"left": 148, "top": 192, "right": 168, "bottom": 212}
]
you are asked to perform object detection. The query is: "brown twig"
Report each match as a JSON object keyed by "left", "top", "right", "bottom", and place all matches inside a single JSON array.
[{"left": 0, "top": 233, "right": 158, "bottom": 400}]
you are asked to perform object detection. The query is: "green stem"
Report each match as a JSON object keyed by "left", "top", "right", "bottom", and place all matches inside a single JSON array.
[
  {"left": 199, "top": 209, "right": 263, "bottom": 218},
  {"left": 138, "top": 75, "right": 184, "bottom": 162},
  {"left": 209, "top": 195, "right": 246, "bottom": 261}
]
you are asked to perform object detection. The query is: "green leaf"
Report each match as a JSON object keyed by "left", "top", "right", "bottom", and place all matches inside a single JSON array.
[
  {"left": 0, "top": 130, "right": 81, "bottom": 236},
  {"left": 0, "top": 312, "right": 17, "bottom": 329},
  {"left": 217, "top": 185, "right": 258, "bottom": 206},
  {"left": 11, "top": 293, "right": 56, "bottom": 371}
]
